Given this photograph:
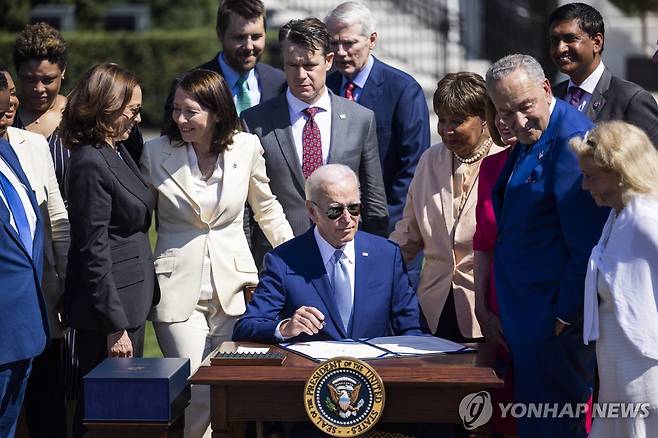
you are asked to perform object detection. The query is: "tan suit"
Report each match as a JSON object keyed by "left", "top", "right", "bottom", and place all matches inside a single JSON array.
[
  {"left": 141, "top": 132, "right": 293, "bottom": 322},
  {"left": 390, "top": 142, "right": 502, "bottom": 337},
  {"left": 8, "top": 127, "right": 69, "bottom": 338}
]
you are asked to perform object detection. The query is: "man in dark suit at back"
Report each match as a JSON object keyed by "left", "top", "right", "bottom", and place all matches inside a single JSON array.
[
  {"left": 0, "top": 75, "right": 48, "bottom": 438},
  {"left": 164, "top": 0, "right": 286, "bottom": 120},
  {"left": 325, "top": 1, "right": 430, "bottom": 233},
  {"left": 242, "top": 18, "right": 389, "bottom": 268},
  {"left": 549, "top": 2, "right": 658, "bottom": 147}
]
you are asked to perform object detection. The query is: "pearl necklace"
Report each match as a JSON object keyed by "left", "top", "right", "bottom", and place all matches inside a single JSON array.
[{"left": 454, "top": 138, "right": 493, "bottom": 165}]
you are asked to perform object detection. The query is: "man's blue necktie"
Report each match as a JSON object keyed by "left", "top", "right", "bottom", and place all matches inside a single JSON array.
[
  {"left": 331, "top": 249, "right": 353, "bottom": 331},
  {"left": 0, "top": 170, "right": 32, "bottom": 255}
]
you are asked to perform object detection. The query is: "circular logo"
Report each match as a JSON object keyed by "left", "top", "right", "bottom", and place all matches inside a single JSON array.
[
  {"left": 304, "top": 357, "right": 385, "bottom": 436},
  {"left": 458, "top": 390, "right": 493, "bottom": 430}
]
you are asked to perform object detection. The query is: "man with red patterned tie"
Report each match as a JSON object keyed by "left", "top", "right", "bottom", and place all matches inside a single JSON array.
[
  {"left": 241, "top": 18, "right": 388, "bottom": 267},
  {"left": 549, "top": 3, "right": 658, "bottom": 147},
  {"left": 325, "top": 2, "right": 430, "bottom": 234}
]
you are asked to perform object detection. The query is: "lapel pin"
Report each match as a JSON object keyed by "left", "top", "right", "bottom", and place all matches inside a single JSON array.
[
  {"left": 593, "top": 101, "right": 600, "bottom": 110},
  {"left": 362, "top": 252, "right": 368, "bottom": 256},
  {"left": 232, "top": 163, "right": 237, "bottom": 168},
  {"left": 339, "top": 114, "right": 346, "bottom": 119},
  {"left": 538, "top": 150, "right": 545, "bottom": 160}
]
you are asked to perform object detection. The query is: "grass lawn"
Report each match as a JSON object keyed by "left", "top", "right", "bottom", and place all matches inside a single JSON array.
[{"left": 144, "top": 219, "right": 163, "bottom": 358}]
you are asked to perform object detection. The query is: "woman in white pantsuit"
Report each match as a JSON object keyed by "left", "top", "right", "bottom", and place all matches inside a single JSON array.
[
  {"left": 141, "top": 69, "right": 293, "bottom": 438},
  {"left": 571, "top": 121, "right": 658, "bottom": 438}
]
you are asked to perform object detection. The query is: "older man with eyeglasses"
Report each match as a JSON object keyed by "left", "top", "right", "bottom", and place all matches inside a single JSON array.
[{"left": 233, "top": 164, "right": 425, "bottom": 343}]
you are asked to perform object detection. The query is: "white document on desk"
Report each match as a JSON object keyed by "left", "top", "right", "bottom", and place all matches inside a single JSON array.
[
  {"left": 365, "top": 335, "right": 472, "bottom": 355},
  {"left": 280, "top": 335, "right": 472, "bottom": 362},
  {"left": 280, "top": 340, "right": 390, "bottom": 361}
]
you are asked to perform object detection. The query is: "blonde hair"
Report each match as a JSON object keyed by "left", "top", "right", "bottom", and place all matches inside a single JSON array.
[{"left": 570, "top": 121, "right": 658, "bottom": 203}]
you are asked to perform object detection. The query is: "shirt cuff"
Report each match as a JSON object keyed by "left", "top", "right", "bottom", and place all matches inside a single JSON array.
[
  {"left": 274, "top": 318, "right": 292, "bottom": 342},
  {"left": 557, "top": 318, "right": 571, "bottom": 325}
]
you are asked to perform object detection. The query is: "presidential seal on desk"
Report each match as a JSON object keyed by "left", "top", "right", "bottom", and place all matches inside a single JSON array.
[{"left": 304, "top": 357, "right": 385, "bottom": 436}]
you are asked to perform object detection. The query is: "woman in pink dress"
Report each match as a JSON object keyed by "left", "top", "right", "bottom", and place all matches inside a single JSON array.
[{"left": 473, "top": 100, "right": 516, "bottom": 436}]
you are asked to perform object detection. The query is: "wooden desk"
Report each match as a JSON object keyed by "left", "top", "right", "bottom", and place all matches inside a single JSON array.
[{"left": 190, "top": 342, "right": 502, "bottom": 438}]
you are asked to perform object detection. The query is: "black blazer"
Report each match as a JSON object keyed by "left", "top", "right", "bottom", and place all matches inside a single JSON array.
[
  {"left": 553, "top": 67, "right": 658, "bottom": 147},
  {"left": 162, "top": 51, "right": 287, "bottom": 125},
  {"left": 64, "top": 143, "right": 158, "bottom": 333}
]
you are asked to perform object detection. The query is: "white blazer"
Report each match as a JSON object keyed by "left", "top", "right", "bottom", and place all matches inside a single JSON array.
[
  {"left": 583, "top": 194, "right": 658, "bottom": 359},
  {"left": 8, "top": 127, "right": 70, "bottom": 338},
  {"left": 141, "top": 132, "right": 293, "bottom": 322}
]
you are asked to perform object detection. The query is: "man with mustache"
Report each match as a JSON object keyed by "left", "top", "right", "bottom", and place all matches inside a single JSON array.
[
  {"left": 486, "top": 54, "right": 608, "bottom": 437},
  {"left": 549, "top": 2, "right": 658, "bottom": 147}
]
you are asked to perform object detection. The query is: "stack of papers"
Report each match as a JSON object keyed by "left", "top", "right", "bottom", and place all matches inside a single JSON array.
[{"left": 280, "top": 335, "right": 472, "bottom": 362}]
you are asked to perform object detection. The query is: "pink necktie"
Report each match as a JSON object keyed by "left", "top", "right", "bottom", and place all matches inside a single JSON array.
[
  {"left": 343, "top": 82, "right": 356, "bottom": 101},
  {"left": 570, "top": 86, "right": 585, "bottom": 109},
  {"left": 302, "top": 107, "right": 323, "bottom": 179}
]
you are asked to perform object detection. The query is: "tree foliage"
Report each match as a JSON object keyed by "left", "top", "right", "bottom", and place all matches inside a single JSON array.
[{"left": 0, "top": 0, "right": 217, "bottom": 31}]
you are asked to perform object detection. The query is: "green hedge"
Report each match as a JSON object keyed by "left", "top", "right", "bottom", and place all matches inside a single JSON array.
[{"left": 0, "top": 28, "right": 280, "bottom": 127}]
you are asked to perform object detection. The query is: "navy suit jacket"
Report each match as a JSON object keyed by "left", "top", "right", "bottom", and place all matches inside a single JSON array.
[
  {"left": 492, "top": 99, "right": 608, "bottom": 347},
  {"left": 327, "top": 57, "right": 430, "bottom": 232},
  {"left": 553, "top": 67, "right": 658, "bottom": 148},
  {"left": 232, "top": 229, "right": 424, "bottom": 343},
  {"left": 163, "top": 52, "right": 287, "bottom": 124},
  {"left": 0, "top": 139, "right": 48, "bottom": 365}
]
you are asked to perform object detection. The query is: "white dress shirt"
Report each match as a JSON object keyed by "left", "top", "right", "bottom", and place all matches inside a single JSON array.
[
  {"left": 187, "top": 145, "right": 224, "bottom": 300},
  {"left": 219, "top": 53, "right": 262, "bottom": 108},
  {"left": 0, "top": 156, "right": 37, "bottom": 240},
  {"left": 567, "top": 61, "right": 605, "bottom": 112},
  {"left": 286, "top": 88, "right": 333, "bottom": 165}
]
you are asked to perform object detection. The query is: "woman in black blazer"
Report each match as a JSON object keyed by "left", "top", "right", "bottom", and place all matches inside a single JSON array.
[{"left": 60, "top": 63, "right": 158, "bottom": 438}]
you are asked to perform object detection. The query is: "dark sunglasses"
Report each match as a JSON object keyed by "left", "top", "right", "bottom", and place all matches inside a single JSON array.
[
  {"left": 311, "top": 201, "right": 361, "bottom": 220},
  {"left": 125, "top": 105, "right": 142, "bottom": 119}
]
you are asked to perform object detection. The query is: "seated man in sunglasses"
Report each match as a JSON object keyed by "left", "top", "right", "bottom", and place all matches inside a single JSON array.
[{"left": 233, "top": 164, "right": 425, "bottom": 343}]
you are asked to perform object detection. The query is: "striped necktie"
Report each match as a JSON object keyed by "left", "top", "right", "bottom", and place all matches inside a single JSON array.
[{"left": 0, "top": 170, "right": 33, "bottom": 255}]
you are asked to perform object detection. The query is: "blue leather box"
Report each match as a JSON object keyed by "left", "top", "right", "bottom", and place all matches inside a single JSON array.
[{"left": 84, "top": 357, "right": 190, "bottom": 422}]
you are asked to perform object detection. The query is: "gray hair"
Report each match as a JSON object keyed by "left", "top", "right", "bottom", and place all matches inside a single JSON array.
[
  {"left": 325, "top": 1, "right": 376, "bottom": 36},
  {"left": 305, "top": 164, "right": 360, "bottom": 202},
  {"left": 485, "top": 54, "right": 546, "bottom": 91}
]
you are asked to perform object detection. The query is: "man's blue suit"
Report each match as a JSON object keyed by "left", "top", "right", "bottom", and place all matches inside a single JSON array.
[
  {"left": 0, "top": 138, "right": 47, "bottom": 436},
  {"left": 492, "top": 99, "right": 608, "bottom": 437},
  {"left": 233, "top": 229, "right": 424, "bottom": 343},
  {"left": 327, "top": 57, "right": 430, "bottom": 232}
]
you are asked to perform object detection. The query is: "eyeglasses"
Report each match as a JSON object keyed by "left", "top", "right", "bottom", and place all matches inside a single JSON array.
[
  {"left": 310, "top": 201, "right": 361, "bottom": 220},
  {"left": 124, "top": 105, "right": 142, "bottom": 120}
]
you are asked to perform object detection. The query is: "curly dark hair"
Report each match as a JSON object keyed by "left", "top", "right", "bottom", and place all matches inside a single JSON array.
[
  {"left": 163, "top": 69, "right": 241, "bottom": 154},
  {"left": 13, "top": 22, "right": 67, "bottom": 72},
  {"left": 60, "top": 63, "right": 140, "bottom": 149}
]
